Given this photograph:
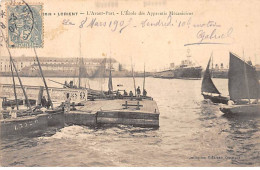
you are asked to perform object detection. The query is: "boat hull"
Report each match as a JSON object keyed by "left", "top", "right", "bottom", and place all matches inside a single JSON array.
[
  {"left": 0, "top": 113, "right": 48, "bottom": 137},
  {"left": 174, "top": 67, "right": 202, "bottom": 79},
  {"left": 202, "top": 94, "right": 229, "bottom": 104},
  {"left": 153, "top": 67, "right": 202, "bottom": 79},
  {"left": 0, "top": 108, "right": 65, "bottom": 137},
  {"left": 45, "top": 108, "right": 65, "bottom": 128},
  {"left": 220, "top": 104, "right": 260, "bottom": 116}
]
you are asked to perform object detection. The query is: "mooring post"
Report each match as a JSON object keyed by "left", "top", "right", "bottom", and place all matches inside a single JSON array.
[
  {"left": 125, "top": 101, "right": 128, "bottom": 109},
  {"left": 136, "top": 101, "right": 140, "bottom": 110},
  {"left": 72, "top": 102, "right": 76, "bottom": 110}
]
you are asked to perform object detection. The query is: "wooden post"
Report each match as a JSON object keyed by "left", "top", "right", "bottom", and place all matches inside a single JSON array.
[
  {"left": 125, "top": 101, "right": 128, "bottom": 109},
  {"left": 72, "top": 102, "right": 75, "bottom": 110},
  {"left": 136, "top": 101, "right": 140, "bottom": 110}
]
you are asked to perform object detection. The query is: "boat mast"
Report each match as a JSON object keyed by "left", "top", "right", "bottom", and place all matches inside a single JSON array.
[
  {"left": 211, "top": 52, "right": 214, "bottom": 77},
  {"left": 0, "top": 29, "right": 32, "bottom": 113},
  {"left": 8, "top": 49, "right": 32, "bottom": 113},
  {"left": 10, "top": 60, "right": 19, "bottom": 110},
  {"left": 108, "top": 47, "right": 113, "bottom": 94},
  {"left": 34, "top": 48, "right": 53, "bottom": 110},
  {"left": 256, "top": 53, "right": 259, "bottom": 103},
  {"left": 131, "top": 57, "right": 137, "bottom": 96},
  {"left": 143, "top": 63, "right": 145, "bottom": 94},
  {"left": 0, "top": 29, "right": 34, "bottom": 114},
  {"left": 78, "top": 30, "right": 82, "bottom": 88},
  {"left": 243, "top": 50, "right": 251, "bottom": 104}
]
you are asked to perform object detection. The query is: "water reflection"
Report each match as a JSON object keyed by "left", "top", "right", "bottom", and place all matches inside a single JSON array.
[{"left": 224, "top": 116, "right": 260, "bottom": 166}]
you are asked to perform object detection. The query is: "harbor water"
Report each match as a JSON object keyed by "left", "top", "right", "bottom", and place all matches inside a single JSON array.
[{"left": 0, "top": 77, "right": 260, "bottom": 166}]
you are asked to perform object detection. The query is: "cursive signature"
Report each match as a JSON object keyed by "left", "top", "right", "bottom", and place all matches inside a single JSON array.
[
  {"left": 184, "top": 27, "right": 233, "bottom": 46},
  {"left": 197, "top": 27, "right": 233, "bottom": 43}
]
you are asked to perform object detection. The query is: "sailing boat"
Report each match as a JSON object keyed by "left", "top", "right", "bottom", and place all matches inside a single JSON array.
[
  {"left": 201, "top": 54, "right": 229, "bottom": 104},
  {"left": 108, "top": 57, "right": 113, "bottom": 95},
  {"left": 220, "top": 52, "right": 260, "bottom": 116}
]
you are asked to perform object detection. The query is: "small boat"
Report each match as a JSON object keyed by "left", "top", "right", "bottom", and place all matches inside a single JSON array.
[
  {"left": 220, "top": 52, "right": 260, "bottom": 116},
  {"left": 0, "top": 106, "right": 64, "bottom": 137},
  {"left": 201, "top": 54, "right": 229, "bottom": 104}
]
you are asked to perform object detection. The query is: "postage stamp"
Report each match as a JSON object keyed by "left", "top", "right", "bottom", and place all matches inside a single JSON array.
[{"left": 6, "top": 3, "right": 43, "bottom": 48}]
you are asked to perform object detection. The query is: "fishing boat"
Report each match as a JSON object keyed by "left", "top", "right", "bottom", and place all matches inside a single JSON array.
[
  {"left": 1, "top": 35, "right": 88, "bottom": 105},
  {"left": 0, "top": 33, "right": 65, "bottom": 137},
  {"left": 201, "top": 54, "right": 229, "bottom": 104},
  {"left": 220, "top": 52, "right": 260, "bottom": 116}
]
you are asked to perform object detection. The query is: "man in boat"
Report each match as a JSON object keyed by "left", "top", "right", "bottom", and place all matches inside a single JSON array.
[
  {"left": 0, "top": 112, "right": 3, "bottom": 120},
  {"left": 46, "top": 99, "right": 52, "bottom": 109},
  {"left": 9, "top": 106, "right": 17, "bottom": 118},
  {"left": 64, "top": 93, "right": 71, "bottom": 113},
  {"left": 41, "top": 96, "right": 47, "bottom": 107},
  {"left": 228, "top": 100, "right": 234, "bottom": 106},
  {"left": 143, "top": 89, "right": 147, "bottom": 97}
]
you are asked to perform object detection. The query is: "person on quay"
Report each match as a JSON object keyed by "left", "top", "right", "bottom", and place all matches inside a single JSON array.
[
  {"left": 123, "top": 90, "right": 128, "bottom": 97},
  {"left": 116, "top": 90, "right": 120, "bottom": 97},
  {"left": 137, "top": 86, "right": 141, "bottom": 98},
  {"left": 69, "top": 81, "right": 74, "bottom": 88},
  {"left": 64, "top": 81, "right": 69, "bottom": 88},
  {"left": 143, "top": 89, "right": 147, "bottom": 97},
  {"left": 129, "top": 91, "right": 133, "bottom": 100}
]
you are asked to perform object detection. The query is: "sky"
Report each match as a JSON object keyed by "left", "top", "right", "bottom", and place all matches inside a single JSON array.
[{"left": 0, "top": 0, "right": 260, "bottom": 71}]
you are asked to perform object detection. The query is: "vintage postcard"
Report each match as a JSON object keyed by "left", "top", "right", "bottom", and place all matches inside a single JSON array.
[{"left": 0, "top": 0, "right": 259, "bottom": 167}]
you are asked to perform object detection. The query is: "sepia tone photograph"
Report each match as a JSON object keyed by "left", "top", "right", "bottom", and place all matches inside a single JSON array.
[{"left": 0, "top": 0, "right": 259, "bottom": 167}]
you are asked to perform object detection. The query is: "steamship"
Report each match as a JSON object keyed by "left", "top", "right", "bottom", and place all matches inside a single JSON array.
[{"left": 153, "top": 49, "right": 202, "bottom": 79}]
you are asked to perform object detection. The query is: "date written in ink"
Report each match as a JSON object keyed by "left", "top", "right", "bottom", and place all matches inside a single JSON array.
[
  {"left": 80, "top": 17, "right": 132, "bottom": 33},
  {"left": 63, "top": 17, "right": 132, "bottom": 33}
]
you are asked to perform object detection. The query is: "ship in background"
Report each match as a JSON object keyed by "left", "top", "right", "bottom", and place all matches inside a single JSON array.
[
  {"left": 210, "top": 61, "right": 260, "bottom": 79},
  {"left": 210, "top": 63, "right": 229, "bottom": 78},
  {"left": 153, "top": 49, "right": 202, "bottom": 79}
]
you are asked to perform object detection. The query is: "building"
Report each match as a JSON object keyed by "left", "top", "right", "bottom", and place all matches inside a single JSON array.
[{"left": 0, "top": 56, "right": 121, "bottom": 77}]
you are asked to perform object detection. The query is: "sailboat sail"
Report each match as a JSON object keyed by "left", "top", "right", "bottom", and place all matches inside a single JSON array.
[
  {"left": 78, "top": 57, "right": 87, "bottom": 87},
  {"left": 228, "top": 52, "right": 260, "bottom": 100},
  {"left": 89, "top": 58, "right": 107, "bottom": 79},
  {"left": 201, "top": 57, "right": 221, "bottom": 94}
]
